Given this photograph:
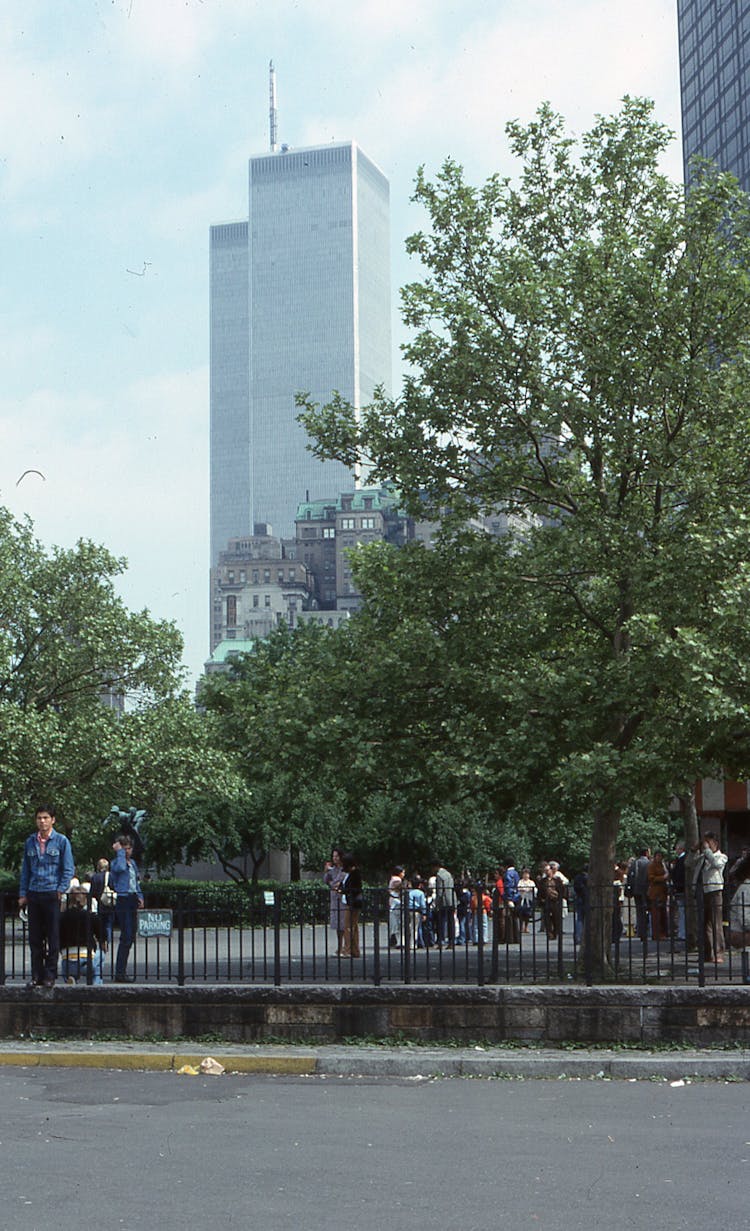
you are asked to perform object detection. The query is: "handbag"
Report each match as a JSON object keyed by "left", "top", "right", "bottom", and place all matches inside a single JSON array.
[{"left": 99, "top": 870, "right": 116, "bottom": 909}]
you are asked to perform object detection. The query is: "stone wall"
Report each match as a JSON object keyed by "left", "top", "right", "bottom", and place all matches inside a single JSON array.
[{"left": 1, "top": 984, "right": 749, "bottom": 1046}]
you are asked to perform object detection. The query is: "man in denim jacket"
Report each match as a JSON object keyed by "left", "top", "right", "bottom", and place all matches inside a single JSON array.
[
  {"left": 19, "top": 803, "right": 75, "bottom": 987},
  {"left": 110, "top": 834, "right": 144, "bottom": 982}
]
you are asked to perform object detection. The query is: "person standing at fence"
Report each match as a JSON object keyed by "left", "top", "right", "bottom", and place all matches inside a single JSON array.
[
  {"left": 626, "top": 847, "right": 651, "bottom": 942},
  {"left": 517, "top": 868, "right": 536, "bottom": 934},
  {"left": 692, "top": 832, "right": 728, "bottom": 963},
  {"left": 407, "top": 877, "right": 428, "bottom": 948},
  {"left": 430, "top": 860, "right": 456, "bottom": 948},
  {"left": 339, "top": 853, "right": 363, "bottom": 958},
  {"left": 18, "top": 803, "right": 75, "bottom": 988},
  {"left": 647, "top": 851, "right": 669, "bottom": 942},
  {"left": 504, "top": 860, "right": 521, "bottom": 943},
  {"left": 91, "top": 857, "right": 116, "bottom": 946},
  {"left": 110, "top": 834, "right": 144, "bottom": 982},
  {"left": 388, "top": 865, "right": 405, "bottom": 947},
  {"left": 543, "top": 864, "right": 562, "bottom": 940},
  {"left": 60, "top": 884, "right": 105, "bottom": 984},
  {"left": 470, "top": 883, "right": 491, "bottom": 944},
  {"left": 323, "top": 847, "right": 346, "bottom": 956},
  {"left": 670, "top": 842, "right": 687, "bottom": 942}
]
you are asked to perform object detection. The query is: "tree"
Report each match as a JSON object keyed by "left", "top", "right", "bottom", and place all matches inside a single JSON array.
[
  {"left": 197, "top": 617, "right": 530, "bottom": 877},
  {"left": 300, "top": 98, "right": 750, "bottom": 974},
  {"left": 0, "top": 507, "right": 237, "bottom": 873}
]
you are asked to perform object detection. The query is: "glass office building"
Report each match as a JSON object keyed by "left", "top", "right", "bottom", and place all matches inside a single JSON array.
[
  {"left": 210, "top": 140, "right": 391, "bottom": 567},
  {"left": 677, "top": 0, "right": 750, "bottom": 190}
]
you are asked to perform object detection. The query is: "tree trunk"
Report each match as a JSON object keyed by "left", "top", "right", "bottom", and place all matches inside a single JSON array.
[
  {"left": 585, "top": 807, "right": 621, "bottom": 980},
  {"left": 681, "top": 790, "right": 700, "bottom": 950}
]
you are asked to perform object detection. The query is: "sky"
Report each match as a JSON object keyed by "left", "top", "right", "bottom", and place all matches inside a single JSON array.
[{"left": 0, "top": 0, "right": 683, "bottom": 691}]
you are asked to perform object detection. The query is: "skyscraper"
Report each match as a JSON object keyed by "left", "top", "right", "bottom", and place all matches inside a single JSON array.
[
  {"left": 209, "top": 127, "right": 391, "bottom": 570},
  {"left": 677, "top": 1, "right": 750, "bottom": 191}
]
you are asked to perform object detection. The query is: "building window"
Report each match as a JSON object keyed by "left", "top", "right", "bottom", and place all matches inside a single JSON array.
[
  {"left": 226, "top": 595, "right": 237, "bottom": 626},
  {"left": 263, "top": 569, "right": 271, "bottom": 582},
  {"left": 322, "top": 527, "right": 335, "bottom": 539},
  {"left": 342, "top": 517, "right": 355, "bottom": 530},
  {"left": 278, "top": 570, "right": 284, "bottom": 583},
  {"left": 252, "top": 569, "right": 259, "bottom": 583},
  {"left": 265, "top": 594, "right": 271, "bottom": 607},
  {"left": 253, "top": 595, "right": 259, "bottom": 608}
]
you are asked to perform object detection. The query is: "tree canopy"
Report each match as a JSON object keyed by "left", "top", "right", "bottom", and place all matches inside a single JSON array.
[
  {"left": 298, "top": 98, "right": 750, "bottom": 969},
  {"left": 0, "top": 508, "right": 240, "bottom": 873}
]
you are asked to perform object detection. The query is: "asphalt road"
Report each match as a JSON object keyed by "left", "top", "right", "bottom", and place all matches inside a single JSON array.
[{"left": 1, "top": 1068, "right": 746, "bottom": 1230}]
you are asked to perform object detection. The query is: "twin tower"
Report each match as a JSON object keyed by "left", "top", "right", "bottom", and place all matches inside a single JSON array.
[{"left": 209, "top": 128, "right": 392, "bottom": 574}]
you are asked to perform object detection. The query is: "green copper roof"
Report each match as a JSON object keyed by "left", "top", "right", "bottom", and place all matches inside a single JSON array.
[
  {"left": 295, "top": 485, "right": 403, "bottom": 520},
  {"left": 209, "top": 638, "right": 256, "bottom": 663}
]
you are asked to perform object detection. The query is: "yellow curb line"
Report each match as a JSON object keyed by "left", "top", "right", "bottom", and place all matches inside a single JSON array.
[{"left": 0, "top": 1051, "right": 318, "bottom": 1074}]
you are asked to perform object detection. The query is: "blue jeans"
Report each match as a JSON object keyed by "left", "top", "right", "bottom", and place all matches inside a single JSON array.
[
  {"left": 114, "top": 894, "right": 138, "bottom": 978},
  {"left": 62, "top": 951, "right": 103, "bottom": 984},
  {"left": 27, "top": 892, "right": 61, "bottom": 983}
]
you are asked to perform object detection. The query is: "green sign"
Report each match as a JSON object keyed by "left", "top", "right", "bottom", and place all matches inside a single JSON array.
[{"left": 137, "top": 909, "right": 173, "bottom": 938}]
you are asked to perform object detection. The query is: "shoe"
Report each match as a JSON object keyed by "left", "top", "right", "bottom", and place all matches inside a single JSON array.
[
  {"left": 26, "top": 979, "right": 41, "bottom": 990},
  {"left": 65, "top": 976, "right": 76, "bottom": 985},
  {"left": 114, "top": 975, "right": 133, "bottom": 983},
  {"left": 43, "top": 978, "right": 55, "bottom": 988}
]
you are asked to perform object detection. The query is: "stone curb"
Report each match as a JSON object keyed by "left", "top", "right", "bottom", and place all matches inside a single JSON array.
[{"left": 0, "top": 1044, "right": 747, "bottom": 1080}]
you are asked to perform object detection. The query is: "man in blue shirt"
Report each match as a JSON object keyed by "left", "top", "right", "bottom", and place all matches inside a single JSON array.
[
  {"left": 109, "top": 833, "right": 144, "bottom": 982},
  {"left": 19, "top": 803, "right": 75, "bottom": 987}
]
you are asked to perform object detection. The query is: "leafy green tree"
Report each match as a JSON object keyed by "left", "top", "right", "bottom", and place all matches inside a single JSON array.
[
  {"left": 0, "top": 508, "right": 238, "bottom": 874},
  {"left": 300, "top": 98, "right": 750, "bottom": 973}
]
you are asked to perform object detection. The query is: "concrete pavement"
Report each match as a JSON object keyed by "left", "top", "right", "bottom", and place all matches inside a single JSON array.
[{"left": 0, "top": 1038, "right": 748, "bottom": 1080}]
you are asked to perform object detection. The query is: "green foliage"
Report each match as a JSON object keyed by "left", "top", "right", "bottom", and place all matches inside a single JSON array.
[
  {"left": 0, "top": 507, "right": 243, "bottom": 874},
  {"left": 296, "top": 100, "right": 750, "bottom": 971}
]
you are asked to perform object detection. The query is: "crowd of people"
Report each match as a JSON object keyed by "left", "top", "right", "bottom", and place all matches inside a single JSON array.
[
  {"left": 322, "top": 852, "right": 577, "bottom": 954},
  {"left": 323, "top": 839, "right": 750, "bottom": 961},
  {"left": 613, "top": 836, "right": 750, "bottom": 961},
  {"left": 18, "top": 803, "right": 144, "bottom": 987}
]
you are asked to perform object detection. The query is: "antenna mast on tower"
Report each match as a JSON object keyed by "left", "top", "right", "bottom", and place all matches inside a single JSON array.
[{"left": 269, "top": 60, "right": 278, "bottom": 153}]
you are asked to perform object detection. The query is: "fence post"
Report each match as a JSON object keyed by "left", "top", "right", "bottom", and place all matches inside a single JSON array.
[
  {"left": 490, "top": 887, "right": 500, "bottom": 983},
  {"left": 372, "top": 889, "right": 381, "bottom": 987},
  {"left": 0, "top": 893, "right": 6, "bottom": 986},
  {"left": 273, "top": 891, "right": 282, "bottom": 988},
  {"left": 476, "top": 882, "right": 485, "bottom": 987},
  {"left": 177, "top": 895, "right": 186, "bottom": 987},
  {"left": 85, "top": 891, "right": 94, "bottom": 986},
  {"left": 402, "top": 887, "right": 411, "bottom": 985},
  {"left": 695, "top": 877, "right": 705, "bottom": 988}
]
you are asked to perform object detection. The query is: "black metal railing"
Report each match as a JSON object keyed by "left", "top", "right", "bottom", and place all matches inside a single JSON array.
[{"left": 3, "top": 884, "right": 749, "bottom": 987}]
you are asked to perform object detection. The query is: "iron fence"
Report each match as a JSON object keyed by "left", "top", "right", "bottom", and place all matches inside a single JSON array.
[{"left": 2, "top": 885, "right": 749, "bottom": 987}]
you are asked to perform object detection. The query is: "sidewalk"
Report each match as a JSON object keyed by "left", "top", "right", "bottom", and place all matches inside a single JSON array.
[{"left": 0, "top": 1039, "right": 748, "bottom": 1080}]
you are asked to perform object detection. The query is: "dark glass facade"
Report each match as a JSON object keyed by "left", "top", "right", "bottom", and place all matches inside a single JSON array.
[{"left": 677, "top": 0, "right": 750, "bottom": 190}]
